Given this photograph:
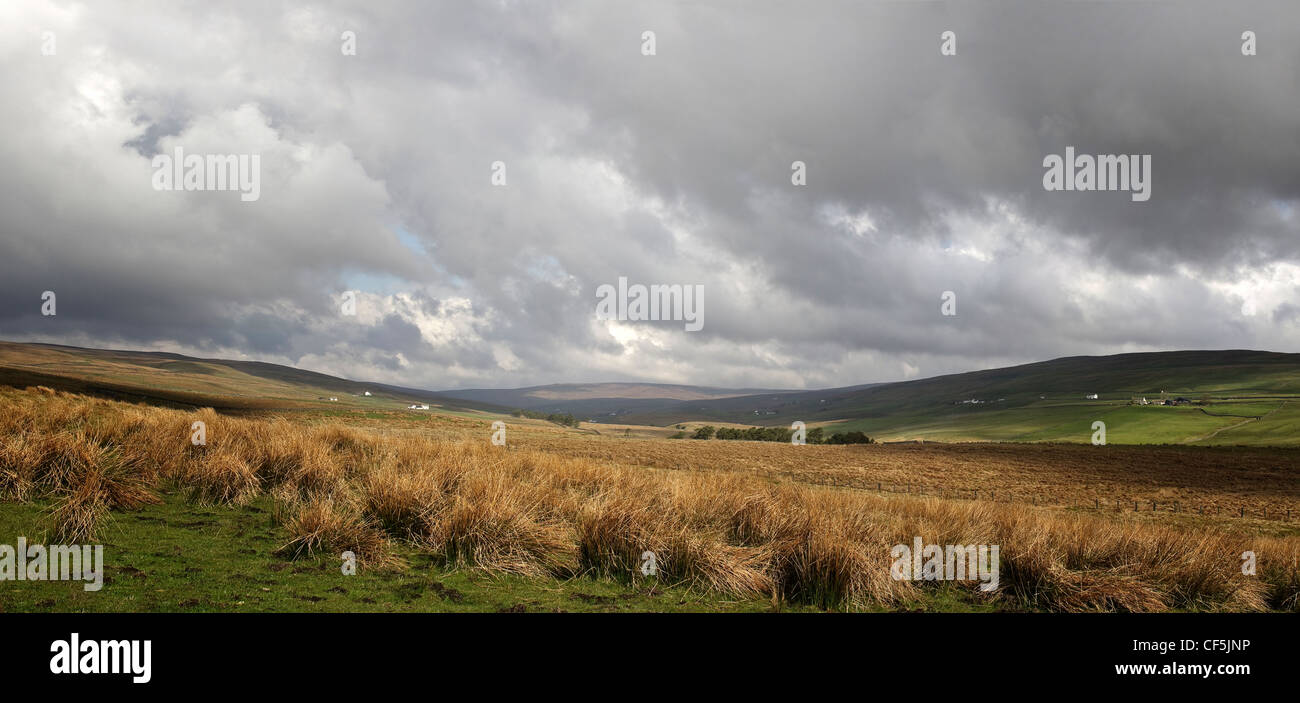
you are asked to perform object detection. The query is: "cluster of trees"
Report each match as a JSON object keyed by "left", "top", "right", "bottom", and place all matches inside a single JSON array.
[
  {"left": 687, "top": 425, "right": 872, "bottom": 444},
  {"left": 715, "top": 426, "right": 807, "bottom": 442},
  {"left": 823, "top": 430, "right": 874, "bottom": 444},
  {"left": 691, "top": 425, "right": 716, "bottom": 439},
  {"left": 510, "top": 409, "right": 580, "bottom": 427}
]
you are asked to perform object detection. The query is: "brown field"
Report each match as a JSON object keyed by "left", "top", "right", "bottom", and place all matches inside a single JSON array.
[
  {"left": 3, "top": 385, "right": 1299, "bottom": 612},
  {"left": 342, "top": 413, "right": 1300, "bottom": 529},
  {"left": 521, "top": 435, "right": 1300, "bottom": 528}
]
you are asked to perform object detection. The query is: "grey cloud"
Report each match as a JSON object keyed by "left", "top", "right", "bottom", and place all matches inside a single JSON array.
[{"left": 0, "top": 0, "right": 1297, "bottom": 390}]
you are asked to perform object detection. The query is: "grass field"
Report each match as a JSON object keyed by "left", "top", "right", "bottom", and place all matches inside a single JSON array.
[
  {"left": 611, "top": 350, "right": 1300, "bottom": 446},
  {"left": 0, "top": 494, "right": 839, "bottom": 614},
  {"left": 3, "top": 385, "right": 1299, "bottom": 613},
  {"left": 820, "top": 399, "right": 1300, "bottom": 446}
]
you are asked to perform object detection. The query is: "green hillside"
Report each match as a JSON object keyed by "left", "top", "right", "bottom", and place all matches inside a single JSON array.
[{"left": 619, "top": 350, "right": 1300, "bottom": 446}]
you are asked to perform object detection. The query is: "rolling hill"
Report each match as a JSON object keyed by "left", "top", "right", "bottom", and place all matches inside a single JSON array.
[
  {"left": 0, "top": 341, "right": 506, "bottom": 414},
  {"left": 437, "top": 382, "right": 789, "bottom": 420},
  {"left": 613, "top": 350, "right": 1300, "bottom": 445},
  {"left": 3, "top": 341, "right": 1299, "bottom": 445}
]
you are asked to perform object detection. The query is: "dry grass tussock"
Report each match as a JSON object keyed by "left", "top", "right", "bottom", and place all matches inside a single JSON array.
[{"left": 1, "top": 386, "right": 1297, "bottom": 611}]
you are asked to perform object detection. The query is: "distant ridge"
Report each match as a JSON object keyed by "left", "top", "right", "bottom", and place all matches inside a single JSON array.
[
  {"left": 436, "top": 382, "right": 792, "bottom": 420},
  {"left": 0, "top": 341, "right": 506, "bottom": 413},
  {"left": 603, "top": 350, "right": 1300, "bottom": 446},
  {"left": 3, "top": 341, "right": 1299, "bottom": 445}
]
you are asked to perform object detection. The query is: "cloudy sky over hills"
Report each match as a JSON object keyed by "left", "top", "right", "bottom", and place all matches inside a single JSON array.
[{"left": 1, "top": 0, "right": 1298, "bottom": 390}]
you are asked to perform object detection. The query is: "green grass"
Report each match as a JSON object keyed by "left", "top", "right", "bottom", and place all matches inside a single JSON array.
[
  {"left": 0, "top": 492, "right": 1011, "bottom": 613},
  {"left": 0, "top": 495, "right": 739, "bottom": 613},
  {"left": 1020, "top": 405, "right": 1238, "bottom": 444},
  {"left": 1195, "top": 402, "right": 1300, "bottom": 446},
  {"left": 823, "top": 403, "right": 1262, "bottom": 444}
]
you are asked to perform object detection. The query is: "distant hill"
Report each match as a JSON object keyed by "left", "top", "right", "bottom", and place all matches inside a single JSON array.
[
  {"left": 438, "top": 382, "right": 788, "bottom": 420},
  {"left": 4, "top": 341, "right": 1299, "bottom": 445},
  {"left": 0, "top": 341, "right": 505, "bottom": 413},
  {"left": 613, "top": 350, "right": 1300, "bottom": 446}
]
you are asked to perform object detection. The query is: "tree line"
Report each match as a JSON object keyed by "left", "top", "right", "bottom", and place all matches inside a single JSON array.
[
  {"left": 684, "top": 425, "right": 873, "bottom": 444},
  {"left": 510, "top": 409, "right": 580, "bottom": 427}
]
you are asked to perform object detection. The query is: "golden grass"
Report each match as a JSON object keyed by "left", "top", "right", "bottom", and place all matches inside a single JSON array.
[
  {"left": 272, "top": 489, "right": 398, "bottom": 569},
  {"left": 506, "top": 433, "right": 1300, "bottom": 521},
  {"left": 1, "top": 385, "right": 1297, "bottom": 612}
]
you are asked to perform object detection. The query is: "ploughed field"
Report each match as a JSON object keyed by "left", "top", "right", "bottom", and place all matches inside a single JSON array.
[{"left": 2, "top": 386, "right": 1298, "bottom": 612}]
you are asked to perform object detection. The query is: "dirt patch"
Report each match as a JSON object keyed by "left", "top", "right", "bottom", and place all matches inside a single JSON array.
[{"left": 429, "top": 581, "right": 464, "bottom": 603}]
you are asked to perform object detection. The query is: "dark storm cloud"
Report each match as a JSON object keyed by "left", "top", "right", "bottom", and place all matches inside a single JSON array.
[{"left": 0, "top": 0, "right": 1297, "bottom": 389}]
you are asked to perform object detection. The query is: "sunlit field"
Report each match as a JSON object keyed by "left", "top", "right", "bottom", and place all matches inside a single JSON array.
[{"left": 4, "top": 386, "right": 1298, "bottom": 613}]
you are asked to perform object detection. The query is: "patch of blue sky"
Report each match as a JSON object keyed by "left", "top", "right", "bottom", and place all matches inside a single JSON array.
[
  {"left": 339, "top": 226, "right": 465, "bottom": 295},
  {"left": 524, "top": 254, "right": 570, "bottom": 284}
]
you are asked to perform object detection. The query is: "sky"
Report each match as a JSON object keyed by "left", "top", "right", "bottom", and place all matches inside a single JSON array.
[{"left": 1, "top": 0, "right": 1298, "bottom": 391}]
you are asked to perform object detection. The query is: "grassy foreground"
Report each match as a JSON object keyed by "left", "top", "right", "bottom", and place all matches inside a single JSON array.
[
  {"left": 3, "top": 386, "right": 1298, "bottom": 612},
  {"left": 0, "top": 494, "right": 838, "bottom": 613}
]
